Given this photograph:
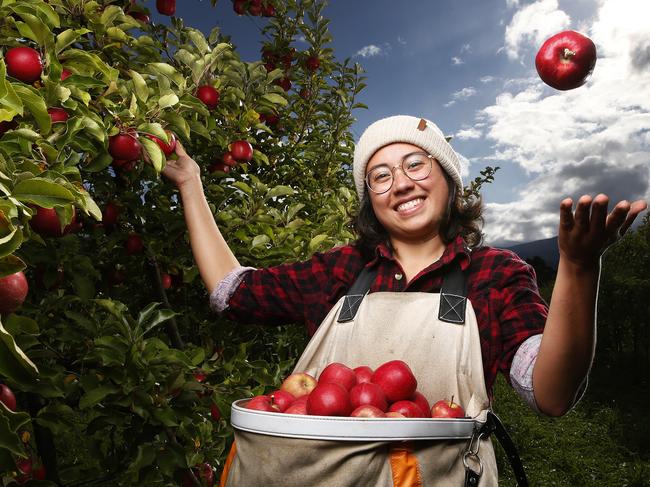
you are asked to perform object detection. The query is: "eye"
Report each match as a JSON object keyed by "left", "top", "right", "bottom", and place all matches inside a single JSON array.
[
  {"left": 370, "top": 167, "right": 391, "bottom": 182},
  {"left": 405, "top": 158, "right": 425, "bottom": 171}
]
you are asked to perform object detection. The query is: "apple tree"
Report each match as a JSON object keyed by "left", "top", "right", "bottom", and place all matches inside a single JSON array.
[{"left": 0, "top": 0, "right": 365, "bottom": 484}]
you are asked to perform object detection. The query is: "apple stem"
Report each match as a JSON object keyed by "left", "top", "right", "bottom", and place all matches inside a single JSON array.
[
  {"left": 563, "top": 48, "right": 575, "bottom": 60},
  {"left": 450, "top": 394, "right": 454, "bottom": 407}
]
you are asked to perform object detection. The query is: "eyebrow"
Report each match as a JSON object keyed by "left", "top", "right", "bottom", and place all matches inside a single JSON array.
[{"left": 367, "top": 151, "right": 429, "bottom": 171}]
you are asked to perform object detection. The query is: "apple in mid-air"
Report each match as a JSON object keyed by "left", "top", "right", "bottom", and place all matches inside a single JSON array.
[{"left": 535, "top": 30, "right": 597, "bottom": 90}]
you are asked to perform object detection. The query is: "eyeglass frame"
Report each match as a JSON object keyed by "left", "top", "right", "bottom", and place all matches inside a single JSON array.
[{"left": 364, "top": 152, "right": 435, "bottom": 194}]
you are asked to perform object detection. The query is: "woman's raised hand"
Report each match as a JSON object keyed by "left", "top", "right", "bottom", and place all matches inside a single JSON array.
[
  {"left": 558, "top": 194, "right": 647, "bottom": 268},
  {"left": 161, "top": 141, "right": 201, "bottom": 190}
]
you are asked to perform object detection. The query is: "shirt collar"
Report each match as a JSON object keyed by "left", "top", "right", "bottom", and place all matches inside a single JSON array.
[{"left": 371, "top": 234, "right": 472, "bottom": 271}]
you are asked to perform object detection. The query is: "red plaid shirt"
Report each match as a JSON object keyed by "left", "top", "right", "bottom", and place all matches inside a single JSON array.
[{"left": 224, "top": 234, "right": 548, "bottom": 394}]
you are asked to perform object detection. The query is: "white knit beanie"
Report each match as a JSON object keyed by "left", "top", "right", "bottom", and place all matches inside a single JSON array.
[{"left": 353, "top": 115, "right": 463, "bottom": 200}]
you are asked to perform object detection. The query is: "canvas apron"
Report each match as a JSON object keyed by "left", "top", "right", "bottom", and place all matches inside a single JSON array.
[{"left": 221, "top": 262, "right": 499, "bottom": 486}]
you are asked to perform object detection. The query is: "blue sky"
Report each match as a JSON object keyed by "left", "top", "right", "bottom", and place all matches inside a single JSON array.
[{"left": 151, "top": 0, "right": 650, "bottom": 245}]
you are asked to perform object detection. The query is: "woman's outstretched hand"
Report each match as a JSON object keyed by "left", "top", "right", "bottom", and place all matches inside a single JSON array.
[
  {"left": 558, "top": 194, "right": 648, "bottom": 268},
  {"left": 161, "top": 141, "right": 201, "bottom": 190}
]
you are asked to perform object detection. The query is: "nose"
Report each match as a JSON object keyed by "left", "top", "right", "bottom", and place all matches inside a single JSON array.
[{"left": 391, "top": 166, "right": 415, "bottom": 193}]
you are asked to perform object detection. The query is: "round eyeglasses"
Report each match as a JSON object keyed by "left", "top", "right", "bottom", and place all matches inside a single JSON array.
[{"left": 365, "top": 152, "right": 434, "bottom": 194}]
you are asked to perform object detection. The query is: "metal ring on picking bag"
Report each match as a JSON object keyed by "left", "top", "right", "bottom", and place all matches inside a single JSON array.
[{"left": 462, "top": 450, "right": 483, "bottom": 477}]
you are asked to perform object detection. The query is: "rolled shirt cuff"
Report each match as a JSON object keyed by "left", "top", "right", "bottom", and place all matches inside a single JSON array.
[
  {"left": 209, "top": 266, "right": 256, "bottom": 313},
  {"left": 510, "top": 334, "right": 543, "bottom": 413}
]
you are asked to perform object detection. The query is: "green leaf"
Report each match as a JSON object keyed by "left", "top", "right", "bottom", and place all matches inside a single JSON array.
[
  {"left": 13, "top": 84, "right": 50, "bottom": 134},
  {"left": 158, "top": 93, "right": 179, "bottom": 109},
  {"left": 309, "top": 234, "right": 329, "bottom": 252},
  {"left": 79, "top": 384, "right": 120, "bottom": 409},
  {"left": 137, "top": 123, "right": 167, "bottom": 141},
  {"left": 261, "top": 93, "right": 289, "bottom": 106},
  {"left": 232, "top": 182, "right": 253, "bottom": 196},
  {"left": 140, "top": 136, "right": 164, "bottom": 173},
  {"left": 129, "top": 70, "right": 149, "bottom": 103},
  {"left": 251, "top": 235, "right": 270, "bottom": 248},
  {"left": 0, "top": 254, "right": 25, "bottom": 278},
  {"left": 12, "top": 178, "right": 76, "bottom": 207},
  {"left": 55, "top": 28, "right": 90, "bottom": 54},
  {"left": 3, "top": 314, "right": 39, "bottom": 336},
  {"left": 0, "top": 405, "right": 31, "bottom": 456},
  {"left": 0, "top": 320, "right": 39, "bottom": 386},
  {"left": 0, "top": 61, "right": 24, "bottom": 118},
  {"left": 266, "top": 185, "right": 294, "bottom": 200}
]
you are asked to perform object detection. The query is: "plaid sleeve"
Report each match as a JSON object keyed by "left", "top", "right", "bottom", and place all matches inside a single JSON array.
[
  {"left": 492, "top": 250, "right": 549, "bottom": 381},
  {"left": 222, "top": 246, "right": 359, "bottom": 329}
]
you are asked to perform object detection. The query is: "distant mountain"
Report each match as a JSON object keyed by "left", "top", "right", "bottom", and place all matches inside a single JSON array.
[{"left": 504, "top": 236, "right": 559, "bottom": 269}]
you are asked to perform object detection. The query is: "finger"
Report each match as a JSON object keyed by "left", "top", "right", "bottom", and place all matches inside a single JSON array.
[
  {"left": 574, "top": 195, "right": 592, "bottom": 230},
  {"left": 605, "top": 200, "right": 630, "bottom": 236},
  {"left": 617, "top": 199, "right": 648, "bottom": 236},
  {"left": 559, "top": 198, "right": 574, "bottom": 232},
  {"left": 590, "top": 193, "right": 609, "bottom": 234},
  {"left": 174, "top": 140, "right": 188, "bottom": 157}
]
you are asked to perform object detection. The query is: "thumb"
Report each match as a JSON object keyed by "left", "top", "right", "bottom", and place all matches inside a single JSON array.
[{"left": 174, "top": 140, "right": 188, "bottom": 158}]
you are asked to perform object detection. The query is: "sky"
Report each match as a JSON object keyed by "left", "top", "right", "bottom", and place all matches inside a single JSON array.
[{"left": 153, "top": 0, "right": 650, "bottom": 246}]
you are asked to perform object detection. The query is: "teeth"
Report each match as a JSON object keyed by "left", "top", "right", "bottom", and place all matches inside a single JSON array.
[{"left": 397, "top": 198, "right": 423, "bottom": 212}]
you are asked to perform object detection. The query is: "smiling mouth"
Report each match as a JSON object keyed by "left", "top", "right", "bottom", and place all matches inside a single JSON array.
[{"left": 396, "top": 198, "right": 424, "bottom": 212}]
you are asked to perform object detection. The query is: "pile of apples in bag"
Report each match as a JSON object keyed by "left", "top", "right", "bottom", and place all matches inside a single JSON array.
[{"left": 244, "top": 360, "right": 465, "bottom": 418}]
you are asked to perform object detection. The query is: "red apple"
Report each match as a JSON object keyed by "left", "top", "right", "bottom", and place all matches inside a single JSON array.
[
  {"left": 193, "top": 371, "right": 207, "bottom": 382},
  {"left": 48, "top": 107, "right": 68, "bottom": 124},
  {"left": 385, "top": 411, "right": 405, "bottom": 418},
  {"left": 131, "top": 11, "right": 150, "bottom": 23},
  {"left": 196, "top": 85, "right": 220, "bottom": 109},
  {"left": 248, "top": 0, "right": 262, "bottom": 16},
  {"left": 0, "top": 272, "right": 28, "bottom": 315},
  {"left": 161, "top": 273, "right": 172, "bottom": 289},
  {"left": 280, "top": 372, "right": 317, "bottom": 398},
  {"left": 32, "top": 463, "right": 46, "bottom": 480},
  {"left": 268, "top": 389, "right": 295, "bottom": 412},
  {"left": 349, "top": 382, "right": 387, "bottom": 411},
  {"left": 6, "top": 47, "right": 43, "bottom": 84},
  {"left": 233, "top": 0, "right": 246, "bottom": 15},
  {"left": 262, "top": 3, "right": 275, "bottom": 17},
  {"left": 275, "top": 77, "right": 291, "bottom": 92},
  {"left": 306, "top": 382, "right": 352, "bottom": 416},
  {"left": 409, "top": 391, "right": 431, "bottom": 418},
  {"left": 388, "top": 400, "right": 427, "bottom": 418},
  {"left": 535, "top": 30, "right": 597, "bottom": 91},
  {"left": 245, "top": 395, "right": 279, "bottom": 412},
  {"left": 299, "top": 88, "right": 311, "bottom": 100},
  {"left": 305, "top": 56, "right": 320, "bottom": 72},
  {"left": 229, "top": 140, "right": 254, "bottom": 162},
  {"left": 284, "top": 400, "right": 308, "bottom": 415},
  {"left": 210, "top": 402, "right": 221, "bottom": 421},
  {"left": 30, "top": 206, "right": 76, "bottom": 237},
  {"left": 353, "top": 365, "right": 373, "bottom": 384},
  {"left": 61, "top": 69, "right": 73, "bottom": 80},
  {"left": 222, "top": 152, "right": 237, "bottom": 167},
  {"left": 102, "top": 202, "right": 120, "bottom": 229},
  {"left": 182, "top": 463, "right": 214, "bottom": 487},
  {"left": 350, "top": 405, "right": 385, "bottom": 418},
  {"left": 125, "top": 233, "right": 144, "bottom": 255},
  {"left": 0, "top": 384, "right": 17, "bottom": 411},
  {"left": 156, "top": 0, "right": 175, "bottom": 16},
  {"left": 431, "top": 397, "right": 465, "bottom": 419},
  {"left": 109, "top": 133, "right": 141, "bottom": 161},
  {"left": 318, "top": 362, "right": 357, "bottom": 391},
  {"left": 371, "top": 360, "right": 417, "bottom": 403},
  {"left": 143, "top": 130, "right": 176, "bottom": 156},
  {"left": 208, "top": 162, "right": 230, "bottom": 174}
]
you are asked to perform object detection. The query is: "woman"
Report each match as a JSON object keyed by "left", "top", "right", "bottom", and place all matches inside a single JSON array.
[{"left": 162, "top": 115, "right": 647, "bottom": 486}]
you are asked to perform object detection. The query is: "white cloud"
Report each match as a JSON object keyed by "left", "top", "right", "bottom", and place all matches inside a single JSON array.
[
  {"left": 480, "top": 0, "right": 650, "bottom": 244},
  {"left": 354, "top": 44, "right": 384, "bottom": 58},
  {"left": 397, "top": 36, "right": 406, "bottom": 46},
  {"left": 456, "top": 128, "right": 483, "bottom": 140},
  {"left": 506, "top": 0, "right": 519, "bottom": 7},
  {"left": 453, "top": 87, "right": 477, "bottom": 100},
  {"left": 480, "top": 75, "right": 495, "bottom": 83},
  {"left": 460, "top": 43, "right": 471, "bottom": 54},
  {"left": 503, "top": 0, "right": 571, "bottom": 60},
  {"left": 451, "top": 56, "right": 464, "bottom": 65}
]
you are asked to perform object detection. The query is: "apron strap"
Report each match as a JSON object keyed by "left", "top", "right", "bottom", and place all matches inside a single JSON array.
[
  {"left": 478, "top": 411, "right": 529, "bottom": 487},
  {"left": 337, "top": 266, "right": 377, "bottom": 323},
  {"left": 337, "top": 259, "right": 469, "bottom": 324},
  {"left": 438, "top": 259, "right": 468, "bottom": 324}
]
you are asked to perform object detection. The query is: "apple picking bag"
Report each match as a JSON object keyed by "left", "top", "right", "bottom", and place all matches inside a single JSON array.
[{"left": 221, "top": 262, "right": 501, "bottom": 487}]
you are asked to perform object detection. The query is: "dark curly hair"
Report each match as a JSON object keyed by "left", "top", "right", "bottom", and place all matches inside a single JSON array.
[{"left": 352, "top": 169, "right": 484, "bottom": 261}]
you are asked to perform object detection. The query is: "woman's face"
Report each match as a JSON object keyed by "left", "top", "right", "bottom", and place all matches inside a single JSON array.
[{"left": 366, "top": 143, "right": 450, "bottom": 244}]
